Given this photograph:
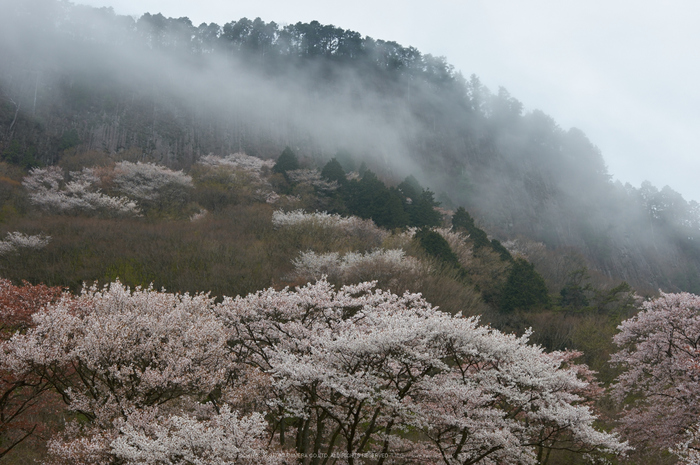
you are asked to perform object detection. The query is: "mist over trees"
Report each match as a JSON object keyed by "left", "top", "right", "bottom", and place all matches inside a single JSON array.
[
  {"left": 7, "top": 3, "right": 700, "bottom": 462},
  {"left": 1, "top": 0, "right": 698, "bottom": 293}
]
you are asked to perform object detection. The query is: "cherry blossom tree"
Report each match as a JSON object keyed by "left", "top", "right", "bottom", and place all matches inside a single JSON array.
[
  {"left": 108, "top": 405, "right": 276, "bottom": 465},
  {"left": 3, "top": 281, "right": 244, "bottom": 463},
  {"left": 272, "top": 209, "right": 388, "bottom": 249},
  {"left": 291, "top": 249, "right": 424, "bottom": 284},
  {"left": 611, "top": 292, "right": 700, "bottom": 459},
  {"left": 2, "top": 278, "right": 627, "bottom": 463},
  {"left": 0, "top": 279, "right": 64, "bottom": 459},
  {"left": 112, "top": 161, "right": 193, "bottom": 211},
  {"left": 194, "top": 153, "right": 279, "bottom": 205},
  {"left": 5, "top": 281, "right": 233, "bottom": 417},
  {"left": 218, "top": 279, "right": 627, "bottom": 464},
  {"left": 198, "top": 153, "right": 275, "bottom": 177},
  {"left": 45, "top": 405, "right": 279, "bottom": 465},
  {"left": 0, "top": 232, "right": 51, "bottom": 255},
  {"left": 22, "top": 166, "right": 140, "bottom": 216},
  {"left": 286, "top": 169, "right": 339, "bottom": 194},
  {"left": 672, "top": 423, "right": 700, "bottom": 465}
]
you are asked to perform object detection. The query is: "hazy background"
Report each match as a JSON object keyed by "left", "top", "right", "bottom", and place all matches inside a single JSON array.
[{"left": 68, "top": 0, "right": 700, "bottom": 202}]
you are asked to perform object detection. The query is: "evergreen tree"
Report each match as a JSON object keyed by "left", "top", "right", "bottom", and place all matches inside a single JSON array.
[
  {"left": 333, "top": 149, "right": 356, "bottom": 173},
  {"left": 321, "top": 158, "right": 346, "bottom": 185},
  {"left": 452, "top": 207, "right": 490, "bottom": 249},
  {"left": 415, "top": 229, "right": 462, "bottom": 270},
  {"left": 500, "top": 258, "right": 551, "bottom": 312},
  {"left": 410, "top": 189, "right": 442, "bottom": 228},
  {"left": 453, "top": 207, "right": 513, "bottom": 260},
  {"left": 490, "top": 238, "right": 513, "bottom": 262},
  {"left": 398, "top": 175, "right": 422, "bottom": 200},
  {"left": 398, "top": 176, "right": 441, "bottom": 228},
  {"left": 345, "top": 170, "right": 409, "bottom": 229},
  {"left": 272, "top": 147, "right": 299, "bottom": 175}
]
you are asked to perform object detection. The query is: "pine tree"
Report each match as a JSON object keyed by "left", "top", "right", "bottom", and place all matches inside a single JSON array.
[
  {"left": 272, "top": 147, "right": 299, "bottom": 175},
  {"left": 500, "top": 258, "right": 551, "bottom": 312}
]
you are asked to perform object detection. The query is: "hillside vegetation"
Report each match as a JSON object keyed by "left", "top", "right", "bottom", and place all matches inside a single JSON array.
[
  {"left": 0, "top": 147, "right": 642, "bottom": 464},
  {"left": 3, "top": 0, "right": 700, "bottom": 294},
  {"left": 1, "top": 1, "right": 699, "bottom": 463}
]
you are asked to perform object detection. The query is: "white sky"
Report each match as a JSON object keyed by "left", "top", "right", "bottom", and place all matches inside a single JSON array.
[{"left": 74, "top": 0, "right": 700, "bottom": 202}]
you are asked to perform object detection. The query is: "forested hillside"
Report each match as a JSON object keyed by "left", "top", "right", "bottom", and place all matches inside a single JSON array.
[
  {"left": 2, "top": 1, "right": 700, "bottom": 463},
  {"left": 2, "top": 0, "right": 700, "bottom": 294}
]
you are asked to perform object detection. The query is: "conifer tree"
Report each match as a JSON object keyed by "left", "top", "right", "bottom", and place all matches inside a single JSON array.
[
  {"left": 320, "top": 158, "right": 346, "bottom": 185},
  {"left": 500, "top": 258, "right": 551, "bottom": 312},
  {"left": 272, "top": 147, "right": 299, "bottom": 175}
]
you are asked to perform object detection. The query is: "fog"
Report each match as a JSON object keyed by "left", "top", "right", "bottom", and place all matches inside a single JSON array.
[
  {"left": 0, "top": 0, "right": 427, "bottom": 180},
  {"left": 2, "top": 0, "right": 700, "bottom": 293},
  {"left": 67, "top": 0, "right": 700, "bottom": 205}
]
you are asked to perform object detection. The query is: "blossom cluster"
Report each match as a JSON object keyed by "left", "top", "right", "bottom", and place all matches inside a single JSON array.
[
  {"left": 501, "top": 238, "right": 547, "bottom": 259},
  {"left": 112, "top": 161, "right": 192, "bottom": 202},
  {"left": 611, "top": 292, "right": 700, "bottom": 461},
  {"left": 22, "top": 166, "right": 140, "bottom": 216},
  {"left": 272, "top": 209, "right": 388, "bottom": 242},
  {"left": 672, "top": 424, "right": 700, "bottom": 465},
  {"left": 0, "top": 279, "right": 627, "bottom": 464},
  {"left": 198, "top": 153, "right": 275, "bottom": 175},
  {"left": 434, "top": 227, "right": 473, "bottom": 266},
  {"left": 292, "top": 249, "right": 424, "bottom": 283},
  {"left": 196, "top": 153, "right": 279, "bottom": 203},
  {"left": 217, "top": 279, "right": 628, "bottom": 463},
  {"left": 0, "top": 232, "right": 51, "bottom": 255},
  {"left": 285, "top": 169, "right": 338, "bottom": 192},
  {"left": 49, "top": 405, "right": 278, "bottom": 465},
  {"left": 256, "top": 189, "right": 280, "bottom": 204},
  {"left": 189, "top": 208, "right": 208, "bottom": 222}
]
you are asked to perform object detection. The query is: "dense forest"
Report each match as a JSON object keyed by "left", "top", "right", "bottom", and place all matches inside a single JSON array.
[{"left": 1, "top": 1, "right": 700, "bottom": 464}]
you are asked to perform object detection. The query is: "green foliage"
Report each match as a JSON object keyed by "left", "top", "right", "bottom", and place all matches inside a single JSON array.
[
  {"left": 452, "top": 207, "right": 489, "bottom": 249},
  {"left": 398, "top": 176, "right": 441, "bottom": 228},
  {"left": 344, "top": 170, "right": 409, "bottom": 229},
  {"left": 339, "top": 172, "right": 442, "bottom": 230},
  {"left": 559, "top": 268, "right": 592, "bottom": 311},
  {"left": 272, "top": 147, "right": 299, "bottom": 175},
  {"left": 559, "top": 284, "right": 589, "bottom": 310},
  {"left": 320, "top": 158, "right": 346, "bottom": 185},
  {"left": 358, "top": 162, "right": 368, "bottom": 176},
  {"left": 2, "top": 140, "right": 39, "bottom": 170},
  {"left": 408, "top": 189, "right": 442, "bottom": 228},
  {"left": 452, "top": 207, "right": 512, "bottom": 262},
  {"left": 489, "top": 238, "right": 513, "bottom": 262},
  {"left": 415, "top": 229, "right": 461, "bottom": 270},
  {"left": 104, "top": 258, "right": 155, "bottom": 288},
  {"left": 333, "top": 149, "right": 356, "bottom": 172},
  {"left": 500, "top": 258, "right": 551, "bottom": 312},
  {"left": 57, "top": 129, "right": 81, "bottom": 152},
  {"left": 397, "top": 175, "right": 422, "bottom": 200}
]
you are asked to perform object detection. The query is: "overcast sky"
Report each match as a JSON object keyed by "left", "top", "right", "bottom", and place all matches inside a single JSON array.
[{"left": 75, "top": 0, "right": 700, "bottom": 202}]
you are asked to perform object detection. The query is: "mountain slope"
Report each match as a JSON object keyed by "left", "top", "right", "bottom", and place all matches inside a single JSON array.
[{"left": 2, "top": 0, "right": 699, "bottom": 293}]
